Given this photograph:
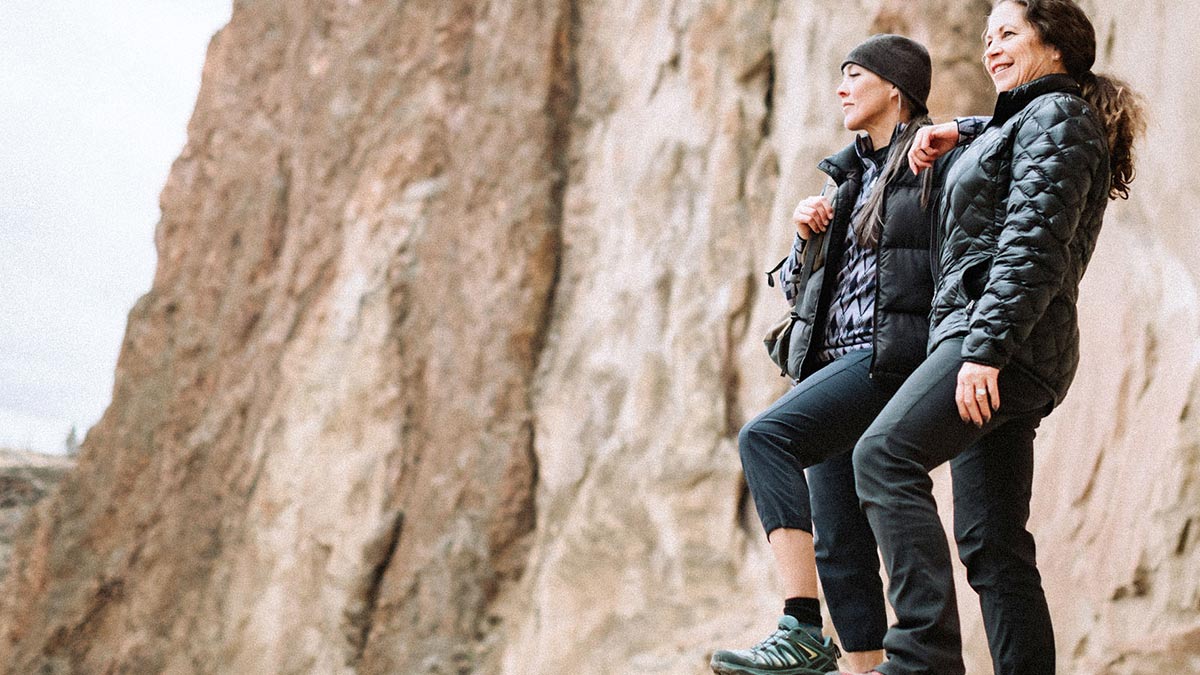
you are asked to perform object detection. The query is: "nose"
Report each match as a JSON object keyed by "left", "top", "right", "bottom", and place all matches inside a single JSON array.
[
  {"left": 837, "top": 80, "right": 849, "bottom": 98},
  {"left": 984, "top": 41, "right": 1002, "bottom": 62}
]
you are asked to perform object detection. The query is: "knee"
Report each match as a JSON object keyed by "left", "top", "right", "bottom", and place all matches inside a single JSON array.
[
  {"left": 737, "top": 418, "right": 765, "bottom": 464},
  {"left": 954, "top": 525, "right": 1040, "bottom": 590},
  {"left": 738, "top": 416, "right": 806, "bottom": 466},
  {"left": 851, "top": 434, "right": 889, "bottom": 496}
]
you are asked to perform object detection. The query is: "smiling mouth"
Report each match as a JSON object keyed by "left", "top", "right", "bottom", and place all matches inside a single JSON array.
[{"left": 990, "top": 63, "right": 1012, "bottom": 76}]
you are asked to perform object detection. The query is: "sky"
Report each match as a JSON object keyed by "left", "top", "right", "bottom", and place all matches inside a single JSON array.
[{"left": 0, "top": 1, "right": 232, "bottom": 454}]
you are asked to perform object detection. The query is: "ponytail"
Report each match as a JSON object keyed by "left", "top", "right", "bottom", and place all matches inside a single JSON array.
[
  {"left": 853, "top": 97, "right": 934, "bottom": 247},
  {"left": 1078, "top": 71, "right": 1147, "bottom": 200}
]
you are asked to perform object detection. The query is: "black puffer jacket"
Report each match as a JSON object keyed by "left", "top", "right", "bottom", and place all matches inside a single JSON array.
[
  {"left": 779, "top": 134, "right": 962, "bottom": 385},
  {"left": 929, "top": 74, "right": 1110, "bottom": 404}
]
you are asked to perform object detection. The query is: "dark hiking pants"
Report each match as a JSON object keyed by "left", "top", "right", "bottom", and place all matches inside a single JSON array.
[
  {"left": 853, "top": 338, "right": 1056, "bottom": 675},
  {"left": 738, "top": 348, "right": 892, "bottom": 651}
]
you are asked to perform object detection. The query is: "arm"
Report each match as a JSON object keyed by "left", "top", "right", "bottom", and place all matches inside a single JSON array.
[
  {"left": 909, "top": 116, "right": 992, "bottom": 174},
  {"left": 776, "top": 192, "right": 834, "bottom": 302}
]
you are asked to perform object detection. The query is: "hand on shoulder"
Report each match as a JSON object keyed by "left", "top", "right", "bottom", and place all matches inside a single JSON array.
[{"left": 908, "top": 122, "right": 960, "bottom": 175}]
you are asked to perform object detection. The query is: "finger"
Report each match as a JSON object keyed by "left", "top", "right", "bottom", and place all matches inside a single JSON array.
[
  {"left": 902, "top": 145, "right": 921, "bottom": 171},
  {"left": 963, "top": 379, "right": 985, "bottom": 427},
  {"left": 908, "top": 145, "right": 924, "bottom": 175},
  {"left": 914, "top": 128, "right": 932, "bottom": 152},
  {"left": 812, "top": 209, "right": 830, "bottom": 231},
  {"left": 970, "top": 380, "right": 992, "bottom": 426},
  {"left": 969, "top": 394, "right": 985, "bottom": 427},
  {"left": 986, "top": 372, "right": 1001, "bottom": 412},
  {"left": 908, "top": 133, "right": 924, "bottom": 172},
  {"left": 910, "top": 147, "right": 931, "bottom": 175},
  {"left": 956, "top": 380, "right": 972, "bottom": 423}
]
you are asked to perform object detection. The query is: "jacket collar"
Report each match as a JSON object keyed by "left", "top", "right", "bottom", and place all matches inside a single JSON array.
[
  {"left": 990, "top": 73, "right": 1080, "bottom": 126},
  {"left": 819, "top": 144, "right": 860, "bottom": 183},
  {"left": 819, "top": 123, "right": 903, "bottom": 183}
]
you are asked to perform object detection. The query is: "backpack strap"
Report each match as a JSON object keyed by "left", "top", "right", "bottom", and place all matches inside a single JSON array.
[{"left": 765, "top": 255, "right": 788, "bottom": 287}]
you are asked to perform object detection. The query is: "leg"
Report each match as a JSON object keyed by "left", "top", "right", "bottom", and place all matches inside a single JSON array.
[
  {"left": 739, "top": 349, "right": 895, "bottom": 601},
  {"left": 767, "top": 527, "right": 819, "bottom": 599},
  {"left": 738, "top": 349, "right": 893, "bottom": 546},
  {"left": 715, "top": 350, "right": 894, "bottom": 674},
  {"left": 951, "top": 421, "right": 1055, "bottom": 675},
  {"left": 809, "top": 453, "right": 886, "bottom": 670},
  {"left": 851, "top": 339, "right": 1053, "bottom": 675}
]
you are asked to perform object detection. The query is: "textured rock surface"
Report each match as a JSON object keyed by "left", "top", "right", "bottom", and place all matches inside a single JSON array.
[
  {"left": 2, "top": 1, "right": 1198, "bottom": 674},
  {"left": 0, "top": 450, "right": 74, "bottom": 580}
]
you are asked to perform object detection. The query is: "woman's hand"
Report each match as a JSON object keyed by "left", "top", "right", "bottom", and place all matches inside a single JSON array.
[
  {"left": 792, "top": 195, "right": 834, "bottom": 240},
  {"left": 908, "top": 122, "right": 960, "bottom": 175},
  {"left": 956, "top": 362, "right": 1000, "bottom": 427}
]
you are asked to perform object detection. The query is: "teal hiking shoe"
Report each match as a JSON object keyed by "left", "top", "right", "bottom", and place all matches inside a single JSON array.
[{"left": 710, "top": 615, "right": 841, "bottom": 675}]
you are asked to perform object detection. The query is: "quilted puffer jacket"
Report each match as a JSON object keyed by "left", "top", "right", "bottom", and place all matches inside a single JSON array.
[{"left": 929, "top": 74, "right": 1111, "bottom": 405}]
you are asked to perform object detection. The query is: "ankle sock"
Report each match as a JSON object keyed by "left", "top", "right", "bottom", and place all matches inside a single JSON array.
[{"left": 783, "top": 596, "right": 822, "bottom": 633}]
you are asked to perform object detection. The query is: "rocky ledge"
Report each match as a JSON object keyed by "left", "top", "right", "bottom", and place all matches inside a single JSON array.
[{"left": 0, "top": 449, "right": 74, "bottom": 578}]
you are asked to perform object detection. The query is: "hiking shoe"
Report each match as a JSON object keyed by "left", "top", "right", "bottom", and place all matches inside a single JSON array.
[{"left": 710, "top": 615, "right": 841, "bottom": 675}]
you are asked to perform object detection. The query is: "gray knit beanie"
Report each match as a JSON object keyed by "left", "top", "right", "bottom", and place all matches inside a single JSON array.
[{"left": 841, "top": 34, "right": 932, "bottom": 114}]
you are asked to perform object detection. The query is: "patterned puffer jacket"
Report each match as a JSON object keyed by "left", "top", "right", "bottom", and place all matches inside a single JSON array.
[{"left": 929, "top": 73, "right": 1111, "bottom": 405}]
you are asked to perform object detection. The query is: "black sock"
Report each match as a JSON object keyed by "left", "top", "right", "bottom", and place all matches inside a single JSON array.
[{"left": 783, "top": 596, "right": 822, "bottom": 633}]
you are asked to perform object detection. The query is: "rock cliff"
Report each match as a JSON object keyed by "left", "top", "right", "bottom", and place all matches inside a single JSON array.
[
  {"left": 0, "top": 449, "right": 74, "bottom": 580},
  {"left": 2, "top": 1, "right": 1197, "bottom": 674}
]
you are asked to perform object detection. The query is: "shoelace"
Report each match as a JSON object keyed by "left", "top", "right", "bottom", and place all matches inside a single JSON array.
[{"left": 751, "top": 628, "right": 790, "bottom": 654}]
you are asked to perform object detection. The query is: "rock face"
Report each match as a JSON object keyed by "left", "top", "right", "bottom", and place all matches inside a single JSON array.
[
  {"left": 0, "top": 450, "right": 74, "bottom": 580},
  {"left": 2, "top": 1, "right": 1198, "bottom": 674}
]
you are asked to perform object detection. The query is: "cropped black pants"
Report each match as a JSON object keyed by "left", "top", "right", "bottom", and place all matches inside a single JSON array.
[{"left": 738, "top": 348, "right": 892, "bottom": 651}]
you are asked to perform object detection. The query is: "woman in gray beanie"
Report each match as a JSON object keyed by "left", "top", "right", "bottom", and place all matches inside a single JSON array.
[{"left": 710, "top": 34, "right": 979, "bottom": 675}]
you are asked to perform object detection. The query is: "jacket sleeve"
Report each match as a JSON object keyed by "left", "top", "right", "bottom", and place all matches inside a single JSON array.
[
  {"left": 955, "top": 116, "right": 991, "bottom": 144},
  {"left": 962, "top": 96, "right": 1106, "bottom": 368}
]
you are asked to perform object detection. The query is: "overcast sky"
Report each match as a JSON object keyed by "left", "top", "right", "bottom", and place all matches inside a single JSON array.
[{"left": 0, "top": 1, "right": 232, "bottom": 453}]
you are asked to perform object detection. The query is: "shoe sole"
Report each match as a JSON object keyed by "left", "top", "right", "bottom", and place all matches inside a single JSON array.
[{"left": 709, "top": 658, "right": 831, "bottom": 675}]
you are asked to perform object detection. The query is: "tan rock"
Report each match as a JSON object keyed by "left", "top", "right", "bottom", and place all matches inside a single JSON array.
[{"left": 2, "top": 1, "right": 1198, "bottom": 674}]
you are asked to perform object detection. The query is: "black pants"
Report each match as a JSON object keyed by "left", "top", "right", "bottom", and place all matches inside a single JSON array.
[
  {"left": 853, "top": 338, "right": 1056, "bottom": 675},
  {"left": 738, "top": 349, "right": 892, "bottom": 651}
]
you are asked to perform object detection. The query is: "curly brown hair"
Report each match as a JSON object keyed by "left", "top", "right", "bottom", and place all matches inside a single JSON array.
[{"left": 996, "top": 0, "right": 1147, "bottom": 199}]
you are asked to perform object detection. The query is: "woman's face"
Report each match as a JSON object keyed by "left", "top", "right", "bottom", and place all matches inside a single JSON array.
[
  {"left": 836, "top": 64, "right": 898, "bottom": 133},
  {"left": 983, "top": 1, "right": 1065, "bottom": 92}
]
